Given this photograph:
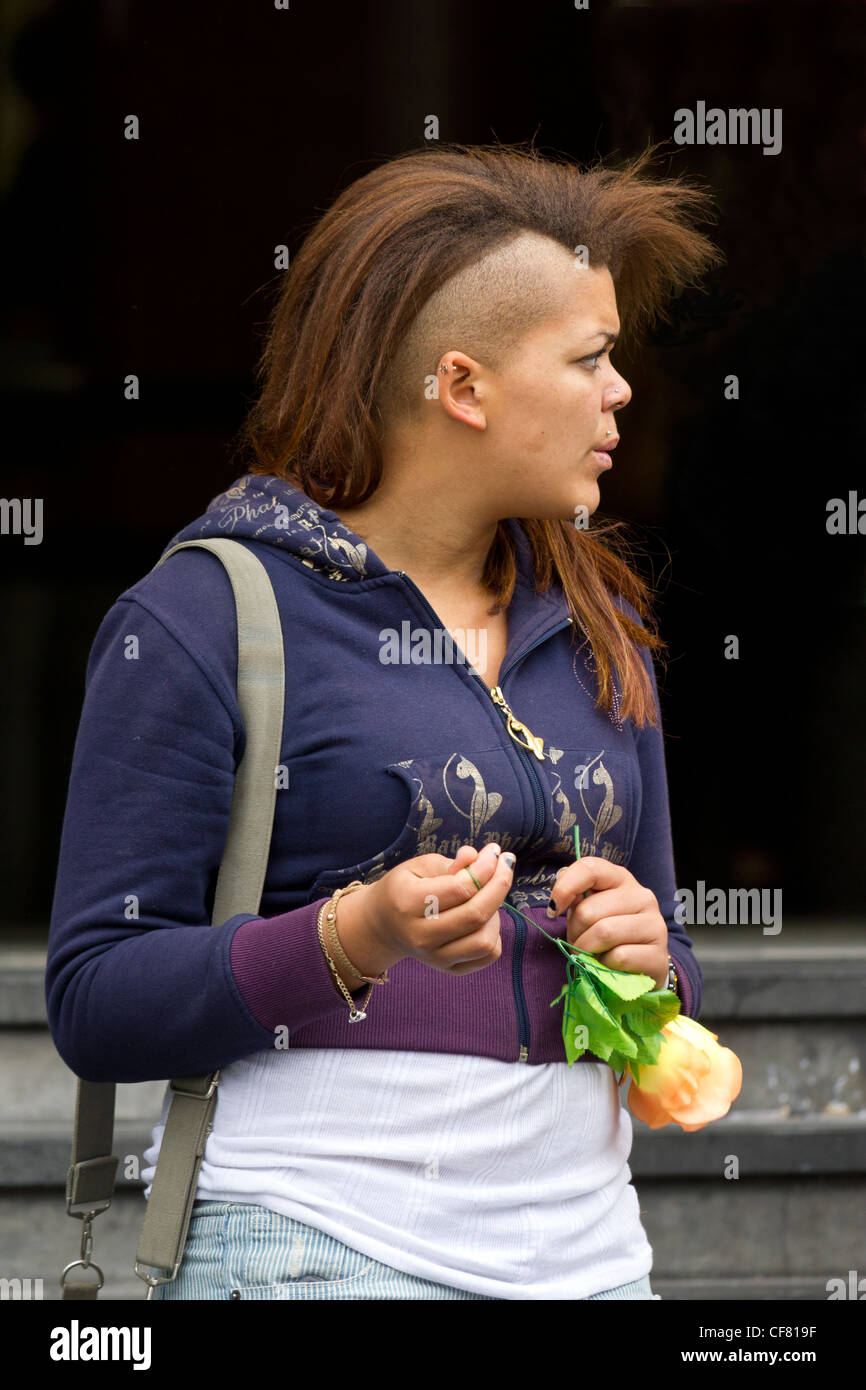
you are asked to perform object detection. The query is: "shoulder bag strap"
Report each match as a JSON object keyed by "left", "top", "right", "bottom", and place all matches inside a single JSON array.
[{"left": 60, "top": 537, "right": 286, "bottom": 1299}]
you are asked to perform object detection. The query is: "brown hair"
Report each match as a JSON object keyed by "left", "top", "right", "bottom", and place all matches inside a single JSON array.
[{"left": 235, "top": 140, "right": 723, "bottom": 728}]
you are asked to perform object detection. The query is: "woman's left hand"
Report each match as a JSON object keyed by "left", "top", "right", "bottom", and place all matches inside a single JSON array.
[{"left": 548, "top": 857, "right": 669, "bottom": 990}]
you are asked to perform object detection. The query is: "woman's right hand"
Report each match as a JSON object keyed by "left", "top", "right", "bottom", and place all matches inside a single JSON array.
[{"left": 333, "top": 843, "right": 515, "bottom": 981}]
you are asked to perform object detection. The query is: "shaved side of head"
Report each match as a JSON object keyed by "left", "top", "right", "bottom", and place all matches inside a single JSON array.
[{"left": 378, "top": 231, "right": 581, "bottom": 427}]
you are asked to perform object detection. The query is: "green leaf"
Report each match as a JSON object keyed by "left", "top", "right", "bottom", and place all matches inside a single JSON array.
[
  {"left": 570, "top": 952, "right": 656, "bottom": 1002},
  {"left": 627, "top": 1030, "right": 666, "bottom": 1079},
  {"left": 551, "top": 951, "right": 677, "bottom": 1070},
  {"left": 630, "top": 1032, "right": 663, "bottom": 1067},
  {"left": 562, "top": 996, "right": 588, "bottom": 1065},
  {"left": 562, "top": 977, "right": 603, "bottom": 1065},
  {"left": 564, "top": 1024, "right": 584, "bottom": 1066},
  {"left": 621, "top": 992, "right": 681, "bottom": 1037},
  {"left": 569, "top": 974, "right": 638, "bottom": 1060},
  {"left": 560, "top": 973, "right": 590, "bottom": 1066},
  {"left": 586, "top": 976, "right": 637, "bottom": 1019}
]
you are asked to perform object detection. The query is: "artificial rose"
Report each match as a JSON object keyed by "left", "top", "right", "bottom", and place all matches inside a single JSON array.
[{"left": 624, "top": 1014, "right": 743, "bottom": 1132}]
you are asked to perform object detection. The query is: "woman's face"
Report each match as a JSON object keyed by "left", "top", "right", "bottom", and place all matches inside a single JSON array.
[{"left": 443, "top": 262, "right": 632, "bottom": 526}]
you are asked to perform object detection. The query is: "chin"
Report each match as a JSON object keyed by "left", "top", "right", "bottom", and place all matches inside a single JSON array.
[
  {"left": 516, "top": 487, "right": 599, "bottom": 524},
  {"left": 569, "top": 487, "right": 599, "bottom": 522}
]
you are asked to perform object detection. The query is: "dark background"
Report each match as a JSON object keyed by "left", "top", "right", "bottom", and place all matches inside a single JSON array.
[{"left": 2, "top": 0, "right": 864, "bottom": 931}]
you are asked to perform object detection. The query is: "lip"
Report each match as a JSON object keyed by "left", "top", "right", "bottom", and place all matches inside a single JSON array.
[
  {"left": 591, "top": 437, "right": 618, "bottom": 470},
  {"left": 593, "top": 436, "right": 619, "bottom": 451}
]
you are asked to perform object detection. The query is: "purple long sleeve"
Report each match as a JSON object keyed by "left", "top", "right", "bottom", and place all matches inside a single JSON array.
[{"left": 229, "top": 897, "right": 372, "bottom": 1032}]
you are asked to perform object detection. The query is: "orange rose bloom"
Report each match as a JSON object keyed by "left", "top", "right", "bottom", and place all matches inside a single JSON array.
[{"left": 625, "top": 1015, "right": 743, "bottom": 1132}]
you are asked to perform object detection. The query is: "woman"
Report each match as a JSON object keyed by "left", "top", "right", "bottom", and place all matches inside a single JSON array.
[{"left": 46, "top": 141, "right": 722, "bottom": 1299}]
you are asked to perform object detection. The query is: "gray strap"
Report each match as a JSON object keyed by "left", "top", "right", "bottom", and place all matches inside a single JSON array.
[
  {"left": 60, "top": 1081, "right": 118, "bottom": 1298},
  {"left": 65, "top": 1080, "right": 118, "bottom": 1207},
  {"left": 60, "top": 538, "right": 285, "bottom": 1298}
]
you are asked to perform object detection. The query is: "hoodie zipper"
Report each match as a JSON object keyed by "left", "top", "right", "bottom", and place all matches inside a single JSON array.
[
  {"left": 397, "top": 571, "right": 572, "bottom": 1062},
  {"left": 495, "top": 631, "right": 569, "bottom": 1061},
  {"left": 502, "top": 903, "right": 531, "bottom": 1061}
]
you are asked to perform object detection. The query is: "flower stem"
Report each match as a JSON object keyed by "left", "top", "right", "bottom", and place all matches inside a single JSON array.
[
  {"left": 505, "top": 825, "right": 589, "bottom": 962},
  {"left": 505, "top": 899, "right": 582, "bottom": 962}
]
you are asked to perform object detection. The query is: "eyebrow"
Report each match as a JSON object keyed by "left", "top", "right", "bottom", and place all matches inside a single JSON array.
[{"left": 587, "top": 330, "right": 619, "bottom": 346}]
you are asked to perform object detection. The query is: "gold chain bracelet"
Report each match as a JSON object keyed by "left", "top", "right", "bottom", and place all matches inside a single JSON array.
[
  {"left": 317, "top": 881, "right": 388, "bottom": 1023},
  {"left": 325, "top": 881, "right": 390, "bottom": 986}
]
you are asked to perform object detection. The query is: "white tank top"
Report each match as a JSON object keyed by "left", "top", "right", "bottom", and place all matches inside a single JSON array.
[{"left": 142, "top": 1049, "right": 653, "bottom": 1299}]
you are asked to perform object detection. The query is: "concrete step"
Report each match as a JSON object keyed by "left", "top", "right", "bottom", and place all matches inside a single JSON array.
[
  {"left": 0, "top": 1033, "right": 167, "bottom": 1126},
  {"left": 651, "top": 1276, "right": 851, "bottom": 1300},
  {"left": 629, "top": 1111, "right": 866, "bottom": 1176},
  {"left": 685, "top": 919, "right": 866, "bottom": 1019},
  {"left": 638, "top": 1176, "right": 866, "bottom": 1282}
]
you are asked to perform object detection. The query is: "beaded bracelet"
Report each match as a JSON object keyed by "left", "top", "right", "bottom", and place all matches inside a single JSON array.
[{"left": 666, "top": 953, "right": 679, "bottom": 994}]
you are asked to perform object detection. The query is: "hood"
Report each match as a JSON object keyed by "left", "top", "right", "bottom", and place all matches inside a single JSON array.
[
  {"left": 161, "top": 472, "right": 388, "bottom": 583},
  {"left": 161, "top": 471, "right": 543, "bottom": 591}
]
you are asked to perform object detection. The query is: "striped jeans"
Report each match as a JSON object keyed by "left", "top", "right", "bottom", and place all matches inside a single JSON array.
[{"left": 150, "top": 1200, "right": 660, "bottom": 1300}]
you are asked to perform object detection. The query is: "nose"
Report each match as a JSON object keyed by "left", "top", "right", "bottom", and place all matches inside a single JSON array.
[{"left": 605, "top": 370, "right": 631, "bottom": 412}]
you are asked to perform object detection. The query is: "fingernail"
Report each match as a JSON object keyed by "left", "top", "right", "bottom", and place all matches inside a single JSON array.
[
  {"left": 546, "top": 897, "right": 558, "bottom": 917},
  {"left": 501, "top": 852, "right": 516, "bottom": 869},
  {"left": 490, "top": 844, "right": 501, "bottom": 856}
]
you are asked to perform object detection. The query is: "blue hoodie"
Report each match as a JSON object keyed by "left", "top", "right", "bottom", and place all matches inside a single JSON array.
[{"left": 45, "top": 472, "right": 701, "bottom": 1083}]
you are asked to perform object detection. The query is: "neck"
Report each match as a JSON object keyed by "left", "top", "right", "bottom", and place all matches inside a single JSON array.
[{"left": 328, "top": 459, "right": 501, "bottom": 600}]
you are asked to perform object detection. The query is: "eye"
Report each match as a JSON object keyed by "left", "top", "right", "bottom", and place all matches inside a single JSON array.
[{"left": 576, "top": 349, "right": 607, "bottom": 371}]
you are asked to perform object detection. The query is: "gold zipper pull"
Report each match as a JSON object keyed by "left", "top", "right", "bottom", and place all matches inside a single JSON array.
[{"left": 489, "top": 686, "right": 545, "bottom": 761}]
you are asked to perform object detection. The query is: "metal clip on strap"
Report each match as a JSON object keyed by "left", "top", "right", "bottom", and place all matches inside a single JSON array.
[{"left": 60, "top": 1080, "right": 117, "bottom": 1300}]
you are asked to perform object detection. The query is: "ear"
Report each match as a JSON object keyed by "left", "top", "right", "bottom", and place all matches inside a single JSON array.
[{"left": 436, "top": 353, "right": 487, "bottom": 431}]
